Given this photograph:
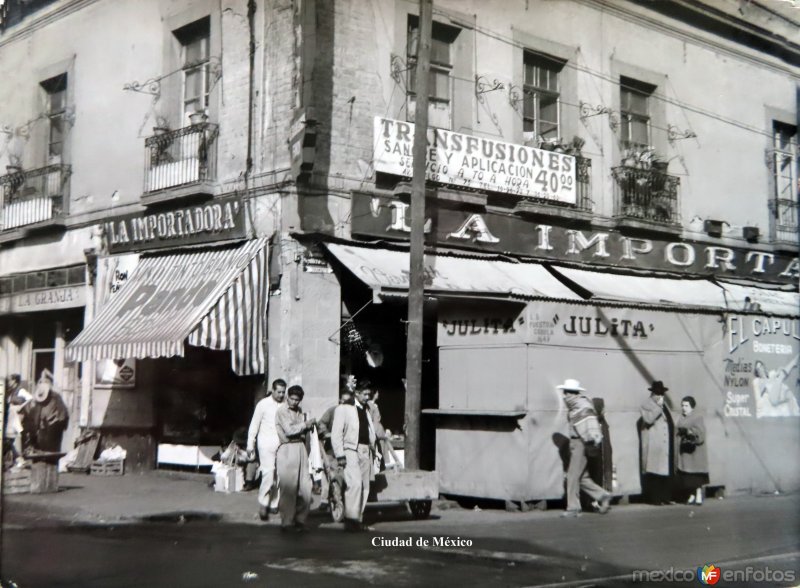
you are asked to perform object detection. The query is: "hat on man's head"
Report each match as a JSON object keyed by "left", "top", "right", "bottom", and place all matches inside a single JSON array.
[
  {"left": 648, "top": 380, "right": 668, "bottom": 395},
  {"left": 556, "top": 378, "right": 585, "bottom": 393}
]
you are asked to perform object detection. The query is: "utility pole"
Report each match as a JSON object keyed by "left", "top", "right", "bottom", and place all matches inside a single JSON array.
[{"left": 404, "top": 0, "right": 432, "bottom": 471}]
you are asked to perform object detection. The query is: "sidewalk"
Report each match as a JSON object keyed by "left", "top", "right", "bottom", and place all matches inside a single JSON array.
[
  {"left": 3, "top": 471, "right": 264, "bottom": 527},
  {"left": 2, "top": 469, "right": 794, "bottom": 530}
]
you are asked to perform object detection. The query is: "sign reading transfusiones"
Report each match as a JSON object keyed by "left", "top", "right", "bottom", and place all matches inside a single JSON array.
[{"left": 104, "top": 196, "right": 245, "bottom": 254}]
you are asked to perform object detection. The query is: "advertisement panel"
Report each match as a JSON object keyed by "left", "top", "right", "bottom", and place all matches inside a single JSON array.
[
  {"left": 374, "top": 117, "right": 577, "bottom": 204},
  {"left": 724, "top": 315, "right": 800, "bottom": 418}
]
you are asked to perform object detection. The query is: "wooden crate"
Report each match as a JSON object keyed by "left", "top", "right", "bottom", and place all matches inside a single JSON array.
[
  {"left": 91, "top": 459, "right": 124, "bottom": 476},
  {"left": 3, "top": 468, "right": 32, "bottom": 495}
]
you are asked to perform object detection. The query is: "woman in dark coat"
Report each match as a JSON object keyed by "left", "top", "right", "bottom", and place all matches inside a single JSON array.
[{"left": 675, "top": 395, "right": 709, "bottom": 505}]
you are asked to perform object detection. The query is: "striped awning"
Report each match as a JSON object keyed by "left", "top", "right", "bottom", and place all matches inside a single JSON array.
[{"left": 66, "top": 239, "right": 268, "bottom": 376}]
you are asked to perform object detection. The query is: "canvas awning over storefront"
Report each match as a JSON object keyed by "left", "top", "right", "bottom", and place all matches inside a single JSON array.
[
  {"left": 324, "top": 243, "right": 580, "bottom": 301},
  {"left": 549, "top": 266, "right": 729, "bottom": 311},
  {"left": 717, "top": 281, "right": 800, "bottom": 317},
  {"left": 66, "top": 239, "right": 268, "bottom": 376}
]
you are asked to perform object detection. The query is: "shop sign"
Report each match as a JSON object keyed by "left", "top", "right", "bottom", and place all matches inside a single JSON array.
[
  {"left": 0, "top": 285, "right": 86, "bottom": 314},
  {"left": 352, "top": 193, "right": 799, "bottom": 284},
  {"left": 724, "top": 315, "right": 800, "bottom": 418},
  {"left": 303, "top": 249, "right": 332, "bottom": 273},
  {"left": 439, "top": 302, "right": 713, "bottom": 353},
  {"left": 374, "top": 117, "right": 577, "bottom": 204},
  {"left": 104, "top": 195, "right": 245, "bottom": 254},
  {"left": 95, "top": 358, "right": 136, "bottom": 388}
]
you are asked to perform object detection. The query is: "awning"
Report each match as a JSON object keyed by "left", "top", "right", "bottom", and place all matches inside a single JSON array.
[
  {"left": 324, "top": 243, "right": 580, "bottom": 300},
  {"left": 549, "top": 266, "right": 728, "bottom": 310},
  {"left": 66, "top": 239, "right": 268, "bottom": 375},
  {"left": 717, "top": 281, "right": 799, "bottom": 317}
]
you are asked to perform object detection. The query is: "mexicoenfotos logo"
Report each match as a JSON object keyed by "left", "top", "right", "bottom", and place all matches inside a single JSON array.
[{"left": 697, "top": 564, "right": 721, "bottom": 585}]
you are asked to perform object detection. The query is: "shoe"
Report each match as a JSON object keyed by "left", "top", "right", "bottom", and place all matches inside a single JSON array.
[
  {"left": 269, "top": 507, "right": 280, "bottom": 515},
  {"left": 279, "top": 525, "right": 293, "bottom": 533},
  {"left": 294, "top": 523, "right": 308, "bottom": 533},
  {"left": 560, "top": 510, "right": 582, "bottom": 518},
  {"left": 344, "top": 519, "right": 363, "bottom": 532},
  {"left": 598, "top": 494, "right": 612, "bottom": 514},
  {"left": 359, "top": 523, "right": 375, "bottom": 532},
  {"left": 687, "top": 494, "right": 696, "bottom": 505},
  {"left": 258, "top": 506, "right": 269, "bottom": 521}
]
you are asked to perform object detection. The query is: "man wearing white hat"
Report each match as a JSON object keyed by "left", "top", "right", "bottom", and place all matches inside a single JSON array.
[{"left": 557, "top": 378, "right": 612, "bottom": 517}]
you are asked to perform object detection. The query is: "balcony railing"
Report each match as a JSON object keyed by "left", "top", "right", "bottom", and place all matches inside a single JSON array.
[
  {"left": 771, "top": 197, "right": 799, "bottom": 244},
  {"left": 144, "top": 123, "right": 218, "bottom": 194},
  {"left": 612, "top": 164, "right": 680, "bottom": 225},
  {"left": 575, "top": 156, "right": 592, "bottom": 212},
  {"left": 0, "top": 164, "right": 71, "bottom": 230}
]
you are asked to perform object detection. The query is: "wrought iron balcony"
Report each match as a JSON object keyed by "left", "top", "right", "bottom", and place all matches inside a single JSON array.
[
  {"left": 0, "top": 164, "right": 71, "bottom": 231},
  {"left": 770, "top": 197, "right": 799, "bottom": 245},
  {"left": 612, "top": 164, "right": 680, "bottom": 225},
  {"left": 144, "top": 122, "right": 218, "bottom": 201}
]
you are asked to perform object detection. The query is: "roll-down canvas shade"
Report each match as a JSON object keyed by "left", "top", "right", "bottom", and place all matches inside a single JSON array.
[
  {"left": 66, "top": 239, "right": 268, "bottom": 376},
  {"left": 717, "top": 281, "right": 799, "bottom": 317},
  {"left": 324, "top": 243, "right": 580, "bottom": 300},
  {"left": 550, "top": 266, "right": 729, "bottom": 310}
]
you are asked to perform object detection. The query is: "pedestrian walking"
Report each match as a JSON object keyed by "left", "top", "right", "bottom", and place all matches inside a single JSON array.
[
  {"left": 274, "top": 385, "right": 315, "bottom": 532},
  {"left": 676, "top": 396, "right": 709, "bottom": 506},
  {"left": 639, "top": 380, "right": 675, "bottom": 505},
  {"left": 557, "top": 378, "right": 611, "bottom": 518},
  {"left": 246, "top": 379, "right": 286, "bottom": 521},
  {"left": 21, "top": 373, "right": 69, "bottom": 461},
  {"left": 331, "top": 383, "right": 376, "bottom": 531},
  {"left": 4, "top": 374, "right": 32, "bottom": 465}
]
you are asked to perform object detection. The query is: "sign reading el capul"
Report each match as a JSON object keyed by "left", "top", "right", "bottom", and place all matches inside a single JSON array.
[
  {"left": 105, "top": 196, "right": 245, "bottom": 254},
  {"left": 374, "top": 117, "right": 577, "bottom": 204}
]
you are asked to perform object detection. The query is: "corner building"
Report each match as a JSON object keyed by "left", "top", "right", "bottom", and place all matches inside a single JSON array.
[{"left": 1, "top": 0, "right": 798, "bottom": 500}]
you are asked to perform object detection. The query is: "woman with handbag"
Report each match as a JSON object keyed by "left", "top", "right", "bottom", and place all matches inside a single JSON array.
[{"left": 675, "top": 396, "right": 709, "bottom": 505}]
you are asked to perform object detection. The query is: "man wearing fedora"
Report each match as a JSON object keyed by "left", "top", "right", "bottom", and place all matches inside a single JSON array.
[
  {"left": 558, "top": 378, "right": 612, "bottom": 517},
  {"left": 639, "top": 380, "right": 675, "bottom": 505}
]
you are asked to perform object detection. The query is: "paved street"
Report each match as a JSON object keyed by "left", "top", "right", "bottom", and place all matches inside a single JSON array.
[{"left": 2, "top": 474, "right": 799, "bottom": 587}]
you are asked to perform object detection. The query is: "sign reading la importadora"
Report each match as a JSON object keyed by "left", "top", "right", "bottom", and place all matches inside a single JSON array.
[{"left": 374, "top": 117, "right": 577, "bottom": 204}]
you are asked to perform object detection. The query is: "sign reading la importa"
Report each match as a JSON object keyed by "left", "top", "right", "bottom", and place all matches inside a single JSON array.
[
  {"left": 105, "top": 196, "right": 245, "bottom": 254},
  {"left": 374, "top": 117, "right": 577, "bottom": 204}
]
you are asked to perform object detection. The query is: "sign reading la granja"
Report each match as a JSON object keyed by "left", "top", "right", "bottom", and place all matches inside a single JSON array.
[
  {"left": 374, "top": 117, "right": 577, "bottom": 204},
  {"left": 104, "top": 196, "right": 245, "bottom": 254}
]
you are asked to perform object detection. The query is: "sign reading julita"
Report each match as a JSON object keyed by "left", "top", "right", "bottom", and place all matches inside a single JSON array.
[
  {"left": 105, "top": 196, "right": 245, "bottom": 254},
  {"left": 374, "top": 117, "right": 577, "bottom": 204}
]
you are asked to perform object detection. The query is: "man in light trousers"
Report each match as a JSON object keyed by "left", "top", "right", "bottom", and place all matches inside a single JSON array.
[
  {"left": 558, "top": 378, "right": 612, "bottom": 518},
  {"left": 247, "top": 379, "right": 286, "bottom": 521},
  {"left": 331, "top": 384, "right": 376, "bottom": 532}
]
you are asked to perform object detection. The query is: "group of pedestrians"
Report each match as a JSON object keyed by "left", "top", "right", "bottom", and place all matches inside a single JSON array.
[
  {"left": 640, "top": 380, "right": 709, "bottom": 506},
  {"left": 558, "top": 377, "right": 710, "bottom": 518},
  {"left": 245, "top": 377, "right": 382, "bottom": 533},
  {"left": 3, "top": 372, "right": 69, "bottom": 467}
]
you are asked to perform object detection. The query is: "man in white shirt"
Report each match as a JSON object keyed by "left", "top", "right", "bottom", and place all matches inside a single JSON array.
[{"left": 246, "top": 379, "right": 286, "bottom": 520}]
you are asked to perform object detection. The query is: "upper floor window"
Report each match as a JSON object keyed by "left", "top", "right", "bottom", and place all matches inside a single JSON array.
[
  {"left": 407, "top": 16, "right": 459, "bottom": 129},
  {"left": 41, "top": 74, "right": 67, "bottom": 160},
  {"left": 620, "top": 77, "right": 654, "bottom": 152},
  {"left": 772, "top": 122, "right": 799, "bottom": 242},
  {"left": 523, "top": 52, "right": 564, "bottom": 144},
  {"left": 174, "top": 18, "right": 210, "bottom": 124}
]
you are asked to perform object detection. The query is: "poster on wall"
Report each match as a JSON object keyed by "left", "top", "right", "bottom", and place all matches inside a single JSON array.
[
  {"left": 94, "top": 358, "right": 137, "bottom": 388},
  {"left": 725, "top": 315, "right": 800, "bottom": 418}
]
